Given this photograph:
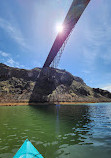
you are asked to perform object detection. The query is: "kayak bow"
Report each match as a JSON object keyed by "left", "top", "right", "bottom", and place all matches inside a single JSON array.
[{"left": 13, "top": 139, "right": 44, "bottom": 158}]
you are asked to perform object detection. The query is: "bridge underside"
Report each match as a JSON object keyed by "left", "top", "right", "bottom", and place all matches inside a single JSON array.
[{"left": 43, "top": 0, "right": 91, "bottom": 68}]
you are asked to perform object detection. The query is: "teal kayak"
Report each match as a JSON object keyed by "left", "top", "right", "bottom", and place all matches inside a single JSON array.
[{"left": 13, "top": 139, "right": 44, "bottom": 158}]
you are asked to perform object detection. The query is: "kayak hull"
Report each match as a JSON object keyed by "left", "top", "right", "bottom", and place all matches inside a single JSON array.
[{"left": 13, "top": 139, "right": 44, "bottom": 158}]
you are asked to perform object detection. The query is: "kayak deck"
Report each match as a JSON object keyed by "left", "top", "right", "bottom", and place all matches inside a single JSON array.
[{"left": 13, "top": 139, "right": 44, "bottom": 158}]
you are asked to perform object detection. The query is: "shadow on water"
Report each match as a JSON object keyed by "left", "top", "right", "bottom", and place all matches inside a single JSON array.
[
  {"left": 30, "top": 104, "right": 91, "bottom": 145},
  {"left": 29, "top": 104, "right": 92, "bottom": 157}
]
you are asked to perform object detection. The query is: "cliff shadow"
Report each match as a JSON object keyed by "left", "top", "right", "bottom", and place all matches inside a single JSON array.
[
  {"left": 29, "top": 67, "right": 77, "bottom": 104},
  {"left": 29, "top": 67, "right": 58, "bottom": 103}
]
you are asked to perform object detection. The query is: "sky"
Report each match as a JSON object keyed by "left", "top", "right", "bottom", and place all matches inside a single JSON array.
[{"left": 0, "top": 0, "right": 111, "bottom": 92}]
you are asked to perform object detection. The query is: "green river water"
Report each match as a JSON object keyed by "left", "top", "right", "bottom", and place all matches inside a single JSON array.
[{"left": 0, "top": 103, "right": 111, "bottom": 158}]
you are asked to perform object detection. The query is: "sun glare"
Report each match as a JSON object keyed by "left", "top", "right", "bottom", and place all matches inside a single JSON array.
[{"left": 56, "top": 23, "right": 63, "bottom": 33}]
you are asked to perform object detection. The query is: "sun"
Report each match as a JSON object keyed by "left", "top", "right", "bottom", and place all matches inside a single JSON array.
[{"left": 56, "top": 23, "right": 63, "bottom": 33}]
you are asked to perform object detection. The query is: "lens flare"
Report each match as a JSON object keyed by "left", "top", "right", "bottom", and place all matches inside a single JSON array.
[{"left": 56, "top": 23, "right": 63, "bottom": 33}]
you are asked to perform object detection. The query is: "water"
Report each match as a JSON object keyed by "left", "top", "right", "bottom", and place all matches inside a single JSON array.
[{"left": 0, "top": 103, "right": 111, "bottom": 158}]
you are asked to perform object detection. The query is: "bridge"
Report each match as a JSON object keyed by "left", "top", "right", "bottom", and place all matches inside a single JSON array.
[
  {"left": 43, "top": 0, "right": 91, "bottom": 68},
  {"left": 29, "top": 0, "right": 91, "bottom": 103}
]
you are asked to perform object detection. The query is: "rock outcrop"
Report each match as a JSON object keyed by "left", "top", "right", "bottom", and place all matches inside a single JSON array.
[{"left": 0, "top": 63, "right": 111, "bottom": 104}]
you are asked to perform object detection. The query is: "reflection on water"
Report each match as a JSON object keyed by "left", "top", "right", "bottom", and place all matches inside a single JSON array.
[{"left": 0, "top": 103, "right": 111, "bottom": 158}]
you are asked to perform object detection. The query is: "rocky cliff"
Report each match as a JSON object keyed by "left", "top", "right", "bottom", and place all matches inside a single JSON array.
[{"left": 0, "top": 63, "right": 111, "bottom": 104}]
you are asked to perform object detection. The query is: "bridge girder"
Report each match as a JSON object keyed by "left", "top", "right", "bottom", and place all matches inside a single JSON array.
[{"left": 43, "top": 0, "right": 91, "bottom": 68}]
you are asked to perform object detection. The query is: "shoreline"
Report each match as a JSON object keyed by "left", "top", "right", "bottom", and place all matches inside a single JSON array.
[{"left": 0, "top": 101, "right": 111, "bottom": 106}]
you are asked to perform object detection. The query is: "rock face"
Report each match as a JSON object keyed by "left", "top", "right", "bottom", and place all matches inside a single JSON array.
[{"left": 0, "top": 63, "right": 111, "bottom": 103}]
